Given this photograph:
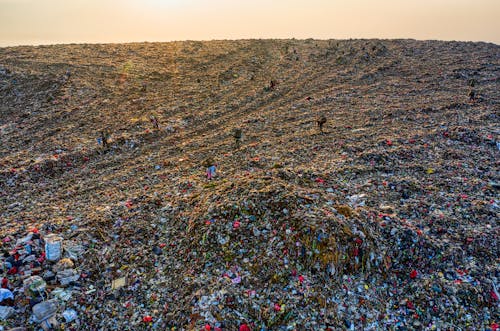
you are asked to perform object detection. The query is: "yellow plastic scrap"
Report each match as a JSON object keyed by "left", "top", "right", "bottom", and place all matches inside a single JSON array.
[{"left": 111, "top": 277, "right": 127, "bottom": 290}]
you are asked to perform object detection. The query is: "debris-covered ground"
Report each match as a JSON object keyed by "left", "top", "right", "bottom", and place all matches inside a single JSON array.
[{"left": 0, "top": 39, "right": 499, "bottom": 330}]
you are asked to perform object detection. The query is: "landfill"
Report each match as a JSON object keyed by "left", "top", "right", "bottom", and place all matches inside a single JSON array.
[{"left": 0, "top": 39, "right": 499, "bottom": 330}]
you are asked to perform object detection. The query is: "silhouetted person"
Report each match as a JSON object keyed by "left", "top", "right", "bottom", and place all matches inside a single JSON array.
[
  {"left": 100, "top": 130, "right": 110, "bottom": 149},
  {"left": 150, "top": 115, "right": 159, "bottom": 130},
  {"left": 62, "top": 70, "right": 71, "bottom": 84},
  {"left": 265, "top": 80, "right": 277, "bottom": 92},
  {"left": 468, "top": 90, "right": 476, "bottom": 102},
  {"left": 270, "top": 80, "right": 277, "bottom": 90},
  {"left": 467, "top": 78, "right": 477, "bottom": 88},
  {"left": 233, "top": 128, "right": 242, "bottom": 147},
  {"left": 317, "top": 116, "right": 327, "bottom": 133}
]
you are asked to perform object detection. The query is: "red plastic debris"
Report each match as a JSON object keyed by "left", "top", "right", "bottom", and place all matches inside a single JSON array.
[
  {"left": 239, "top": 324, "right": 251, "bottom": 331},
  {"left": 315, "top": 178, "right": 325, "bottom": 184},
  {"left": 406, "top": 300, "right": 414, "bottom": 310}
]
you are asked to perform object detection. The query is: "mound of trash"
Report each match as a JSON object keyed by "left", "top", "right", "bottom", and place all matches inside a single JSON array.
[{"left": 0, "top": 39, "right": 499, "bottom": 330}]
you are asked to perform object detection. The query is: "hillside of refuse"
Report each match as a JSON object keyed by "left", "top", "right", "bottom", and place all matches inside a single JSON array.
[{"left": 0, "top": 39, "right": 499, "bottom": 330}]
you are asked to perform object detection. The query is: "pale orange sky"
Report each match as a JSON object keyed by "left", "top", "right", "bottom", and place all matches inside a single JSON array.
[{"left": 0, "top": 0, "right": 499, "bottom": 46}]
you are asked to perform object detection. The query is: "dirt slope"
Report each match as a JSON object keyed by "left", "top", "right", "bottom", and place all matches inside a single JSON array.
[{"left": 0, "top": 39, "right": 499, "bottom": 330}]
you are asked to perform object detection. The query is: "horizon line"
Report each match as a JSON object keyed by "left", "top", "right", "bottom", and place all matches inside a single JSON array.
[{"left": 1, "top": 37, "right": 499, "bottom": 48}]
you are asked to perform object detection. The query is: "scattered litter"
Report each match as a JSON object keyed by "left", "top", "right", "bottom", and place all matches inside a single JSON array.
[
  {"left": 0, "top": 39, "right": 498, "bottom": 330},
  {"left": 111, "top": 277, "right": 127, "bottom": 290}
]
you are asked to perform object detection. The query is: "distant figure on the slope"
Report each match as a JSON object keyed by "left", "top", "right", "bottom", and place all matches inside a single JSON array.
[
  {"left": 202, "top": 157, "right": 217, "bottom": 180},
  {"left": 233, "top": 128, "right": 242, "bottom": 148},
  {"left": 62, "top": 70, "right": 71, "bottom": 84},
  {"left": 264, "top": 80, "right": 278, "bottom": 92},
  {"left": 468, "top": 89, "right": 476, "bottom": 102},
  {"left": 270, "top": 80, "right": 277, "bottom": 90},
  {"left": 317, "top": 116, "right": 327, "bottom": 133},
  {"left": 207, "top": 164, "right": 217, "bottom": 180},
  {"left": 150, "top": 115, "right": 159, "bottom": 130},
  {"left": 467, "top": 78, "right": 477, "bottom": 88},
  {"left": 99, "top": 129, "right": 111, "bottom": 149}
]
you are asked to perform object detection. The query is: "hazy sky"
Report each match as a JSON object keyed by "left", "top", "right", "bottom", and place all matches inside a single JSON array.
[{"left": 1, "top": 0, "right": 499, "bottom": 46}]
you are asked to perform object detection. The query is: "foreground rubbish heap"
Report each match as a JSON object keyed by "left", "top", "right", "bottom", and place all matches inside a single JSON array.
[{"left": 0, "top": 39, "right": 499, "bottom": 330}]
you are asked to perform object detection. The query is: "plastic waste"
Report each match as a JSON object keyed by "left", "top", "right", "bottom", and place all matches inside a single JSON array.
[
  {"left": 0, "top": 306, "right": 15, "bottom": 320},
  {"left": 23, "top": 276, "right": 46, "bottom": 297},
  {"left": 44, "top": 234, "right": 63, "bottom": 261},
  {"left": 0, "top": 289, "right": 14, "bottom": 302},
  {"left": 51, "top": 287, "right": 72, "bottom": 301},
  {"left": 32, "top": 300, "right": 58, "bottom": 322},
  {"left": 64, "top": 242, "right": 85, "bottom": 260},
  {"left": 57, "top": 269, "right": 80, "bottom": 285},
  {"left": 62, "top": 308, "right": 78, "bottom": 323}
]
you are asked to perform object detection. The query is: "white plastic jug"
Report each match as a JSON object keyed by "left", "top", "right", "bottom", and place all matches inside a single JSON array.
[{"left": 44, "top": 234, "right": 63, "bottom": 262}]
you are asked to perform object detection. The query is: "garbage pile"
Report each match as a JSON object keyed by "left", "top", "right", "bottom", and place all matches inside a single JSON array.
[
  {"left": 0, "top": 39, "right": 499, "bottom": 329},
  {"left": 0, "top": 228, "right": 85, "bottom": 330}
]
